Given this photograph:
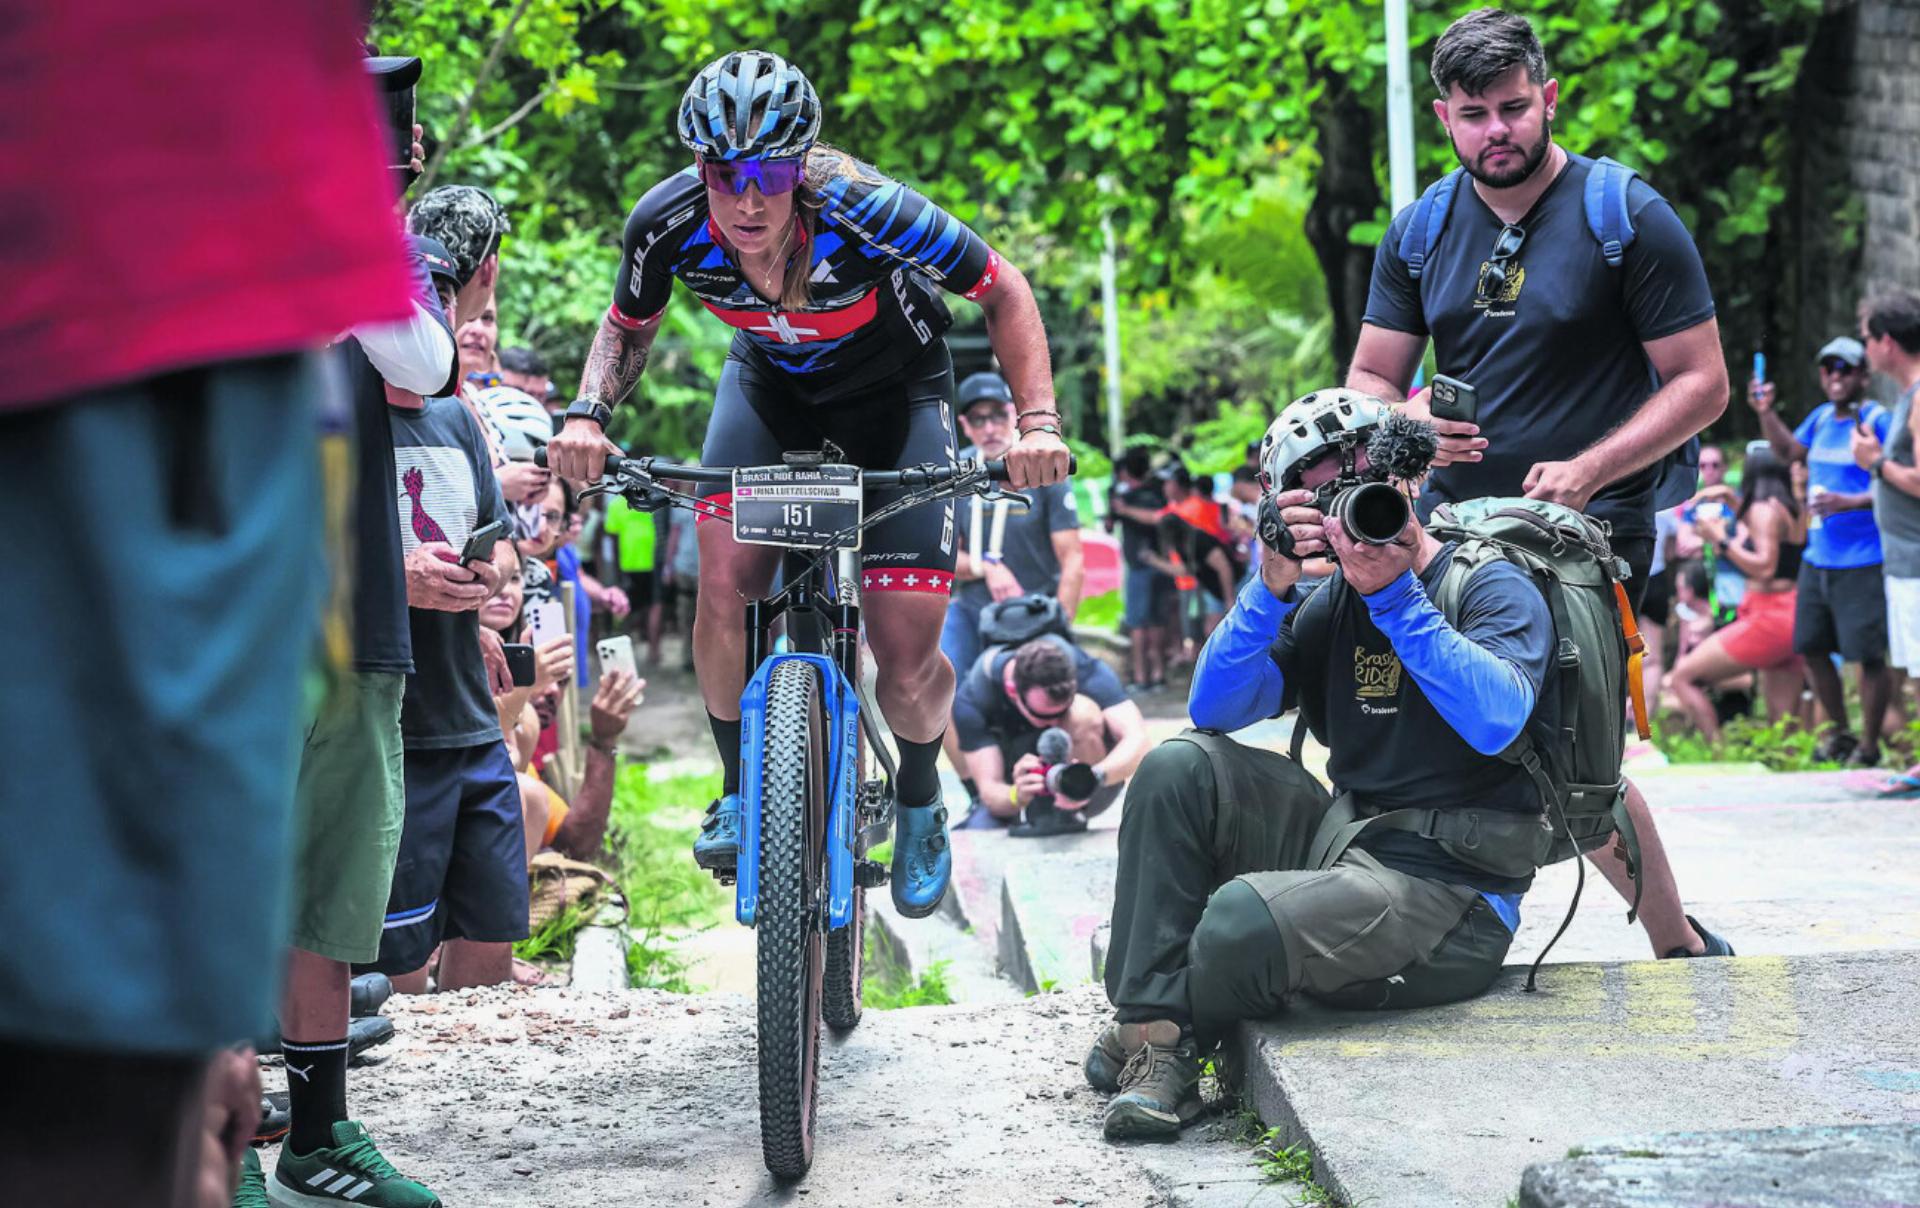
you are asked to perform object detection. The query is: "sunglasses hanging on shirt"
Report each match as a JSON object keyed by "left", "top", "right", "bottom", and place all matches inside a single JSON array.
[
  {"left": 1476, "top": 223, "right": 1527, "bottom": 306},
  {"left": 697, "top": 156, "right": 807, "bottom": 196}
]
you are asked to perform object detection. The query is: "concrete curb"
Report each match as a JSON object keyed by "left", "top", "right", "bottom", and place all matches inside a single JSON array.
[{"left": 1519, "top": 1123, "right": 1920, "bottom": 1206}]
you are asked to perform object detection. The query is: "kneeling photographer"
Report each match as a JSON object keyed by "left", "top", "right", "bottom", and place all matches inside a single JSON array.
[
  {"left": 1091, "top": 390, "right": 1607, "bottom": 1141},
  {"left": 953, "top": 598, "right": 1150, "bottom": 835}
]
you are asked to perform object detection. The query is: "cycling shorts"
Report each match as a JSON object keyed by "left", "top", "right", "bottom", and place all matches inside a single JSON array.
[{"left": 699, "top": 340, "right": 960, "bottom": 596}]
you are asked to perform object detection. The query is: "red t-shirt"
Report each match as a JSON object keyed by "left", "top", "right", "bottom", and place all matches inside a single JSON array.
[{"left": 0, "top": 3, "right": 411, "bottom": 412}]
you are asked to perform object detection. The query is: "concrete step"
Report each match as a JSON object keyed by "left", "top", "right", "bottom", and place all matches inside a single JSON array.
[
  {"left": 1234, "top": 948, "right": 1920, "bottom": 1208},
  {"left": 997, "top": 842, "right": 1118, "bottom": 994},
  {"left": 1519, "top": 1123, "right": 1920, "bottom": 1207},
  {"left": 866, "top": 888, "right": 1026, "bottom": 1004}
]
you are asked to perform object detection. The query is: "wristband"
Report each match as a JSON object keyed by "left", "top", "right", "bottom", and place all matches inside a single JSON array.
[
  {"left": 1871, "top": 455, "right": 1888, "bottom": 479},
  {"left": 566, "top": 398, "right": 613, "bottom": 430},
  {"left": 1019, "top": 423, "right": 1062, "bottom": 438},
  {"left": 1009, "top": 783, "right": 1020, "bottom": 808},
  {"left": 1017, "top": 408, "right": 1061, "bottom": 422},
  {"left": 587, "top": 737, "right": 618, "bottom": 756},
  {"left": 982, "top": 552, "right": 1004, "bottom": 566}
]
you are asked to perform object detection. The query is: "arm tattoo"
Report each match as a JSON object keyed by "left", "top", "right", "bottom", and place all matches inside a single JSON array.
[{"left": 580, "top": 317, "right": 654, "bottom": 407}]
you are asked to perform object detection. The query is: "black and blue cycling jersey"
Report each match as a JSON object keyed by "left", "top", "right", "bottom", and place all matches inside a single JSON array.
[{"left": 610, "top": 160, "right": 999, "bottom": 404}]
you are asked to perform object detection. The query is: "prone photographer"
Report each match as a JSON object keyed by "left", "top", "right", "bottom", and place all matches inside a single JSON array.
[{"left": 1087, "top": 392, "right": 1552, "bottom": 1142}]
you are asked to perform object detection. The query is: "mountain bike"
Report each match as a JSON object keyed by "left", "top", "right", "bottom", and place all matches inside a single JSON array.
[{"left": 547, "top": 443, "right": 1047, "bottom": 1178}]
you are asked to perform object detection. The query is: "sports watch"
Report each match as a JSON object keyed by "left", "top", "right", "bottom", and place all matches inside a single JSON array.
[{"left": 565, "top": 398, "right": 613, "bottom": 430}]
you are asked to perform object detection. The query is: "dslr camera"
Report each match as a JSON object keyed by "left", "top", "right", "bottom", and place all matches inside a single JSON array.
[{"left": 1255, "top": 389, "right": 1438, "bottom": 561}]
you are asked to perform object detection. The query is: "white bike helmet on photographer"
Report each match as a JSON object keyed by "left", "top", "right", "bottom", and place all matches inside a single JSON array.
[{"left": 1254, "top": 389, "right": 1406, "bottom": 557}]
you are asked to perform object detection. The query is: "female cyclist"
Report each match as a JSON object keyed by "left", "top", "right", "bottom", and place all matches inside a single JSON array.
[
  {"left": 1669, "top": 449, "right": 1808, "bottom": 741},
  {"left": 546, "top": 50, "right": 1071, "bottom": 918}
]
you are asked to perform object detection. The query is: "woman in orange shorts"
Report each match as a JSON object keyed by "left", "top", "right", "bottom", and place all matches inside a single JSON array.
[{"left": 1670, "top": 451, "right": 1808, "bottom": 740}]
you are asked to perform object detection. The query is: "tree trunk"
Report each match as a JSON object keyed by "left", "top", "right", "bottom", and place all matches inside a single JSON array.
[{"left": 1304, "top": 69, "right": 1386, "bottom": 382}]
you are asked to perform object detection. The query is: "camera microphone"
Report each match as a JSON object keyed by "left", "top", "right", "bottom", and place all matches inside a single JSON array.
[
  {"left": 1366, "top": 410, "right": 1440, "bottom": 482},
  {"left": 1037, "top": 726, "right": 1072, "bottom": 765}
]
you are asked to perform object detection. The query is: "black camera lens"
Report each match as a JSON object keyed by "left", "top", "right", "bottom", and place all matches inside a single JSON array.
[{"left": 1333, "top": 481, "right": 1411, "bottom": 545}]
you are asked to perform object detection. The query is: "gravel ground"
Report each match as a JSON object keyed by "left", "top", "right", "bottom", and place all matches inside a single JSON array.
[{"left": 265, "top": 984, "right": 1273, "bottom": 1207}]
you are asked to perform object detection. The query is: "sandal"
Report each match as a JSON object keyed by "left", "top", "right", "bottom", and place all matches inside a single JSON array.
[{"left": 1877, "top": 771, "right": 1920, "bottom": 798}]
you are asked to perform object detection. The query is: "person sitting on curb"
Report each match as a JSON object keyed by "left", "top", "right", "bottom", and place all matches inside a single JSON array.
[
  {"left": 953, "top": 636, "right": 1149, "bottom": 835},
  {"left": 1086, "top": 392, "right": 1728, "bottom": 1142}
]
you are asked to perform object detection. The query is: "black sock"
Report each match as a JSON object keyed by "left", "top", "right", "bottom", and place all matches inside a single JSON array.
[
  {"left": 893, "top": 731, "right": 945, "bottom": 809},
  {"left": 282, "top": 1037, "right": 349, "bottom": 1155},
  {"left": 708, "top": 713, "right": 743, "bottom": 796}
]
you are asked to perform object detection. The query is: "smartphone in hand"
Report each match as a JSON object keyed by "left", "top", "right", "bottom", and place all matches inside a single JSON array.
[
  {"left": 459, "top": 519, "right": 508, "bottom": 567},
  {"left": 527, "top": 600, "right": 567, "bottom": 649},
  {"left": 1429, "top": 374, "right": 1478, "bottom": 424},
  {"left": 502, "top": 642, "right": 537, "bottom": 688},
  {"left": 596, "top": 635, "right": 640, "bottom": 682}
]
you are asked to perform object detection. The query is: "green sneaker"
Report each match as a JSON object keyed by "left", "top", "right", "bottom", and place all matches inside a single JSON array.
[
  {"left": 234, "top": 1148, "right": 271, "bottom": 1208},
  {"left": 1102, "top": 1020, "right": 1203, "bottom": 1141},
  {"left": 267, "top": 1121, "right": 440, "bottom": 1207}
]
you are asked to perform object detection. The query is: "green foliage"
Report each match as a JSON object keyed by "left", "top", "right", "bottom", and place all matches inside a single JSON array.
[
  {"left": 603, "top": 763, "right": 728, "bottom": 990},
  {"left": 1077, "top": 589, "right": 1122, "bottom": 634},
  {"left": 1253, "top": 1128, "right": 1338, "bottom": 1204},
  {"left": 514, "top": 899, "right": 592, "bottom": 965},
  {"left": 1649, "top": 712, "right": 1837, "bottom": 772},
  {"left": 861, "top": 938, "right": 956, "bottom": 1010}
]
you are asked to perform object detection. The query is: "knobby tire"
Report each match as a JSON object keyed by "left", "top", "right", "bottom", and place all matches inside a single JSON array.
[
  {"left": 823, "top": 726, "right": 866, "bottom": 1033},
  {"left": 757, "top": 660, "right": 827, "bottom": 1179}
]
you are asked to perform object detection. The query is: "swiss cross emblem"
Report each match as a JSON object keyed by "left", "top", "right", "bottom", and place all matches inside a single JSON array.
[
  {"left": 878, "top": 573, "right": 895, "bottom": 587},
  {"left": 747, "top": 313, "right": 820, "bottom": 344}
]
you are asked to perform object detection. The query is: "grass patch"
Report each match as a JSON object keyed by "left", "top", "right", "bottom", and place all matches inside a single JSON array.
[
  {"left": 1253, "top": 1128, "right": 1339, "bottom": 1205},
  {"left": 860, "top": 929, "right": 955, "bottom": 1008},
  {"left": 604, "top": 763, "right": 728, "bottom": 992},
  {"left": 513, "top": 899, "right": 592, "bottom": 966},
  {"left": 1077, "top": 589, "right": 1123, "bottom": 634},
  {"left": 1650, "top": 712, "right": 1841, "bottom": 772}
]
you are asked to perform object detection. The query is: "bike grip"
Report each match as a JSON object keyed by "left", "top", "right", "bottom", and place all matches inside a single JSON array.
[
  {"left": 533, "top": 446, "right": 626, "bottom": 477},
  {"left": 981, "top": 455, "right": 1078, "bottom": 482}
]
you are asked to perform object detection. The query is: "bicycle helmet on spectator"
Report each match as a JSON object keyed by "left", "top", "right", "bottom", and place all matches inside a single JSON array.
[
  {"left": 677, "top": 51, "right": 820, "bottom": 162},
  {"left": 1258, "top": 388, "right": 1391, "bottom": 494},
  {"left": 477, "top": 386, "right": 553, "bottom": 463}
]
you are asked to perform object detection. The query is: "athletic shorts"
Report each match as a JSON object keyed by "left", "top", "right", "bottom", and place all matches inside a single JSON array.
[
  {"left": 0, "top": 353, "right": 326, "bottom": 1054},
  {"left": 1123, "top": 565, "right": 1175, "bottom": 629},
  {"left": 363, "top": 741, "right": 530, "bottom": 976},
  {"left": 1716, "top": 589, "right": 1798, "bottom": 670},
  {"left": 288, "top": 671, "right": 407, "bottom": 964},
  {"left": 1614, "top": 535, "right": 1656, "bottom": 616},
  {"left": 1886, "top": 575, "right": 1920, "bottom": 673},
  {"left": 699, "top": 341, "right": 959, "bottom": 596},
  {"left": 1639, "top": 564, "right": 1674, "bottom": 628},
  {"left": 1794, "top": 562, "right": 1889, "bottom": 663}
]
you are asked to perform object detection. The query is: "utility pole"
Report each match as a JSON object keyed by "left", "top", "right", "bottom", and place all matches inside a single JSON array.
[
  {"left": 1100, "top": 212, "right": 1124, "bottom": 457},
  {"left": 1385, "top": 0, "right": 1416, "bottom": 214}
]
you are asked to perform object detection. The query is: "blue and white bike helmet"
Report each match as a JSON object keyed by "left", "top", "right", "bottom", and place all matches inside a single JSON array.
[{"left": 677, "top": 51, "right": 820, "bottom": 162}]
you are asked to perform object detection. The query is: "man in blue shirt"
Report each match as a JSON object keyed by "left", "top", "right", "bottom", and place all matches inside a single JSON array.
[
  {"left": 1087, "top": 393, "right": 1554, "bottom": 1142},
  {"left": 1752, "top": 336, "right": 1892, "bottom": 765}
]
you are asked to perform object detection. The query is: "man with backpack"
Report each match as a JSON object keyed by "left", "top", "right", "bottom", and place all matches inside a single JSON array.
[
  {"left": 1090, "top": 390, "right": 1657, "bottom": 1141},
  {"left": 1344, "top": 8, "right": 1732, "bottom": 961}
]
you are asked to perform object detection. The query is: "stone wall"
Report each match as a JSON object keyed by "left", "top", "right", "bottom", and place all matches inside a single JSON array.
[{"left": 1848, "top": 0, "right": 1920, "bottom": 294}]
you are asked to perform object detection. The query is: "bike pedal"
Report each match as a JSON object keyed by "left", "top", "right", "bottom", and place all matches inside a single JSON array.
[
  {"left": 708, "top": 867, "right": 738, "bottom": 886},
  {"left": 854, "top": 859, "right": 889, "bottom": 889}
]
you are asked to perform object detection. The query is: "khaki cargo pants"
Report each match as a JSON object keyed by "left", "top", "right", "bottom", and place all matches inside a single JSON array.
[{"left": 1105, "top": 731, "right": 1513, "bottom": 1043}]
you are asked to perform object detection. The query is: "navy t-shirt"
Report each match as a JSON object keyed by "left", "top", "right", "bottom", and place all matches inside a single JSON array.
[
  {"left": 339, "top": 340, "right": 412, "bottom": 675},
  {"left": 1364, "top": 153, "right": 1717, "bottom": 540},
  {"left": 1273, "top": 546, "right": 1556, "bottom": 891},
  {"left": 390, "top": 397, "right": 508, "bottom": 750},
  {"left": 953, "top": 478, "right": 1079, "bottom": 611},
  {"left": 952, "top": 640, "right": 1128, "bottom": 752}
]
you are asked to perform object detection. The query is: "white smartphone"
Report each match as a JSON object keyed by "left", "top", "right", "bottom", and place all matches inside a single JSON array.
[
  {"left": 596, "top": 635, "right": 640, "bottom": 683},
  {"left": 527, "top": 600, "right": 567, "bottom": 650}
]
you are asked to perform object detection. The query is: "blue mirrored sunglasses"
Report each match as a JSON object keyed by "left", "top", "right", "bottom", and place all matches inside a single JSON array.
[{"left": 697, "top": 157, "right": 805, "bottom": 196}]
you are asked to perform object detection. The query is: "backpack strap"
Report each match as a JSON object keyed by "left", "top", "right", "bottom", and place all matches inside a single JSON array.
[
  {"left": 1583, "top": 156, "right": 1640, "bottom": 268},
  {"left": 1396, "top": 169, "right": 1466, "bottom": 282},
  {"left": 1287, "top": 576, "right": 1340, "bottom": 764}
]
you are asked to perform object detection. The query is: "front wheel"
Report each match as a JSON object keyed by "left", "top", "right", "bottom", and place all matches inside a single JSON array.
[
  {"left": 823, "top": 884, "right": 865, "bottom": 1032},
  {"left": 757, "top": 660, "right": 827, "bottom": 1180}
]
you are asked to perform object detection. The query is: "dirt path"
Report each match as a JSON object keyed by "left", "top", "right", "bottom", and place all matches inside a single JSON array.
[{"left": 277, "top": 984, "right": 1280, "bottom": 1207}]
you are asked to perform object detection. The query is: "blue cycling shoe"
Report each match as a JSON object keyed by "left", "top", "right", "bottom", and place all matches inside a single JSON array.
[
  {"left": 890, "top": 803, "right": 952, "bottom": 918},
  {"left": 693, "top": 794, "right": 742, "bottom": 872}
]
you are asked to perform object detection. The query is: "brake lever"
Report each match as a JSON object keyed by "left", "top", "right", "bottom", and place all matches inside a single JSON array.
[{"left": 977, "top": 484, "right": 1034, "bottom": 515}]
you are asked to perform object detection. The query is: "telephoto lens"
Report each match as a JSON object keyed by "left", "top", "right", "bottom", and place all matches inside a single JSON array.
[{"left": 1331, "top": 481, "right": 1412, "bottom": 545}]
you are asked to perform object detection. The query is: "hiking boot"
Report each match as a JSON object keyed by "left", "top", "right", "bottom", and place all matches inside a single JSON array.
[
  {"left": 350, "top": 973, "right": 393, "bottom": 1019},
  {"left": 268, "top": 1121, "right": 440, "bottom": 1207},
  {"left": 235, "top": 1147, "right": 271, "bottom": 1208},
  {"left": 890, "top": 803, "right": 951, "bottom": 919},
  {"left": 1083, "top": 1021, "right": 1130, "bottom": 1094},
  {"left": 692, "top": 794, "right": 742, "bottom": 872},
  {"left": 1663, "top": 915, "right": 1735, "bottom": 960},
  {"left": 1103, "top": 1021, "right": 1203, "bottom": 1141},
  {"left": 253, "top": 1091, "right": 291, "bottom": 1146}
]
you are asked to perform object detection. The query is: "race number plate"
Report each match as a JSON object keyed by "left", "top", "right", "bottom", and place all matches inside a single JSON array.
[{"left": 731, "top": 464, "right": 863, "bottom": 549}]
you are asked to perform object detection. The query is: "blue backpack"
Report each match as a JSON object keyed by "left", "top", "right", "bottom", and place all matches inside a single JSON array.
[{"left": 1396, "top": 154, "right": 1700, "bottom": 513}]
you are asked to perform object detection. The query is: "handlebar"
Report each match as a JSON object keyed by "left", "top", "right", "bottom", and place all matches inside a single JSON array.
[{"left": 534, "top": 447, "right": 1075, "bottom": 488}]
